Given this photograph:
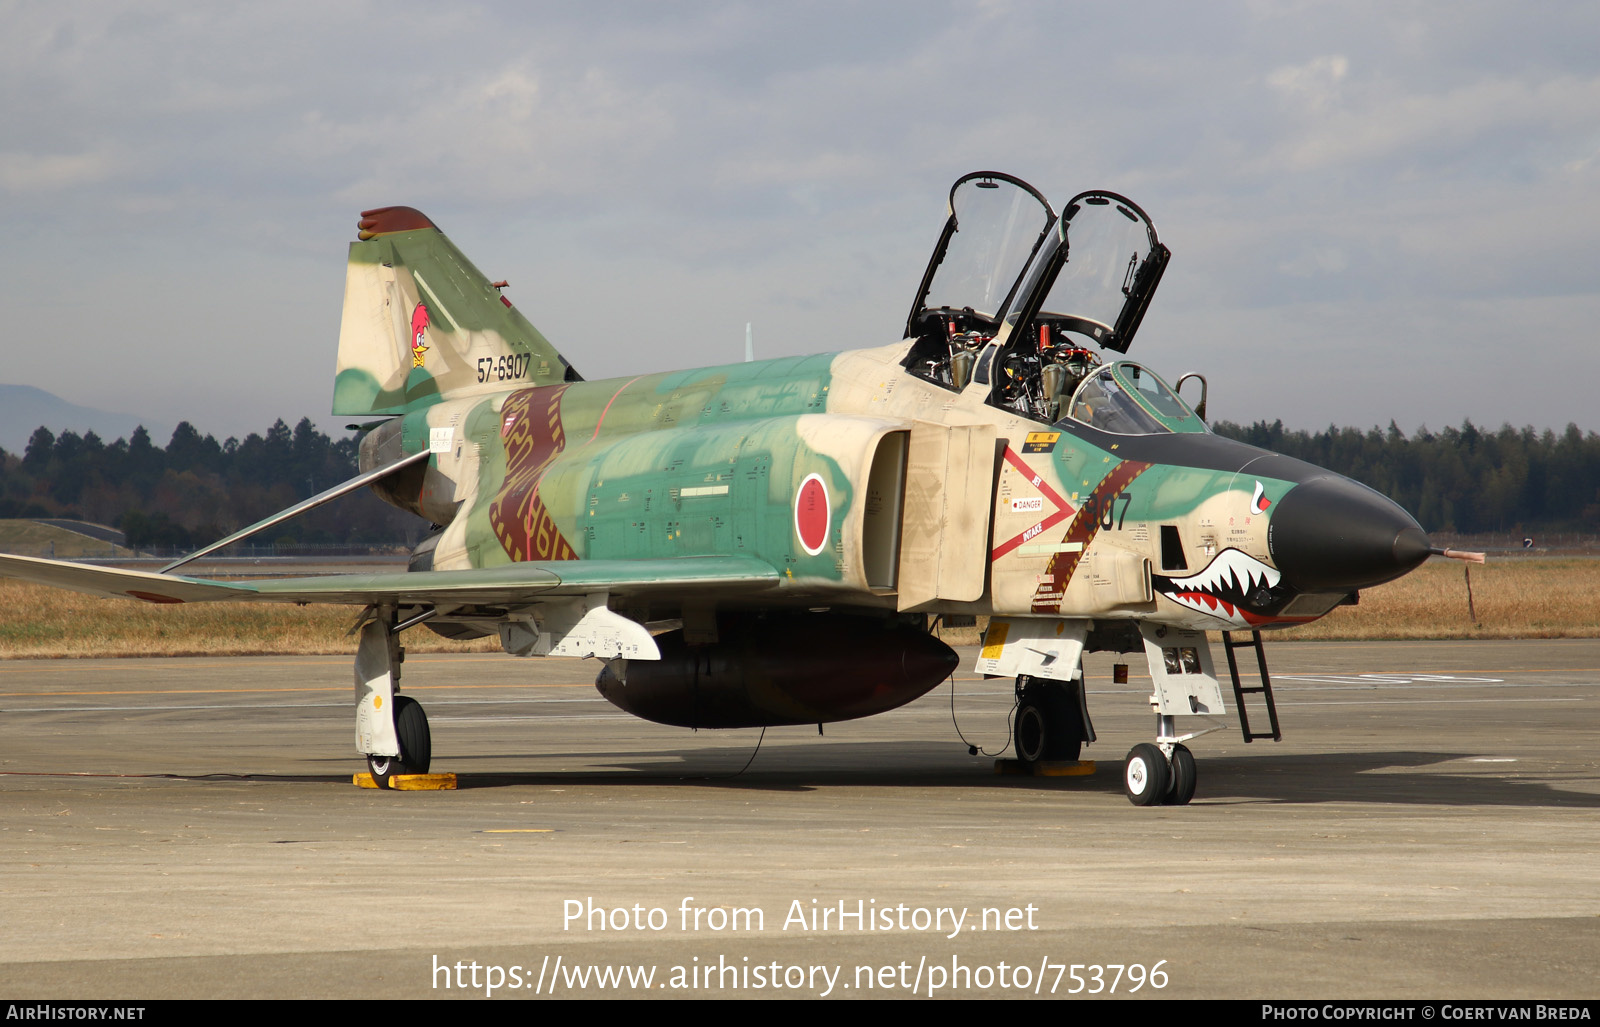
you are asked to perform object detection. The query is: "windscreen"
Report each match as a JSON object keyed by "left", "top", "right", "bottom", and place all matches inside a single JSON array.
[
  {"left": 1068, "top": 369, "right": 1165, "bottom": 433},
  {"left": 1119, "top": 363, "right": 1199, "bottom": 431}
]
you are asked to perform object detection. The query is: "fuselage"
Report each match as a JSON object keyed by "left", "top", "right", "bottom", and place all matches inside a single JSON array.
[{"left": 362, "top": 336, "right": 1429, "bottom": 634}]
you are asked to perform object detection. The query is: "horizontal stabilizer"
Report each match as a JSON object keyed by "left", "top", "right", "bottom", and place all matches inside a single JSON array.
[
  {"left": 161, "top": 450, "right": 431, "bottom": 572},
  {"left": 0, "top": 554, "right": 251, "bottom": 603}
]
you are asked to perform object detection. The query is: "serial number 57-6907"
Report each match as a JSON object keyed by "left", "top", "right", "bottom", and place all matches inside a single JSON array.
[{"left": 477, "top": 354, "right": 532, "bottom": 383}]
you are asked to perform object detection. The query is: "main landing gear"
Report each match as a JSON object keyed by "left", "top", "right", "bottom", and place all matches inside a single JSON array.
[
  {"left": 355, "top": 606, "right": 433, "bottom": 788},
  {"left": 366, "top": 694, "right": 432, "bottom": 787},
  {"left": 1011, "top": 674, "right": 1095, "bottom": 764}
]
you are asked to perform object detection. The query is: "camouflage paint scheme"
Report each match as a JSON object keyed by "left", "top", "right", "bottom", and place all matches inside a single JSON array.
[{"left": 334, "top": 207, "right": 1310, "bottom": 633}]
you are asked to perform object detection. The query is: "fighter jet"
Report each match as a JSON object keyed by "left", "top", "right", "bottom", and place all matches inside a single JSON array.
[{"left": 0, "top": 171, "right": 1473, "bottom": 805}]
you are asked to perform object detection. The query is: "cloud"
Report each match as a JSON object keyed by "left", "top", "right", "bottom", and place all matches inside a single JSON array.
[
  {"left": 1266, "top": 54, "right": 1350, "bottom": 113},
  {"left": 1258, "top": 71, "right": 1600, "bottom": 177},
  {"left": 0, "top": 150, "right": 117, "bottom": 192}
]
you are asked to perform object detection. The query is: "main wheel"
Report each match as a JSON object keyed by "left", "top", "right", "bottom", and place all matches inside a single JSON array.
[
  {"left": 367, "top": 695, "right": 432, "bottom": 788},
  {"left": 1124, "top": 743, "right": 1169, "bottom": 806},
  {"left": 1013, "top": 703, "right": 1050, "bottom": 762},
  {"left": 1163, "top": 743, "right": 1196, "bottom": 806},
  {"left": 1012, "top": 679, "right": 1084, "bottom": 763}
]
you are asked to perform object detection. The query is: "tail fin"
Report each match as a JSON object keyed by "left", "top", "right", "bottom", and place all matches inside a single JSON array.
[{"left": 332, "top": 206, "right": 581, "bottom": 418}]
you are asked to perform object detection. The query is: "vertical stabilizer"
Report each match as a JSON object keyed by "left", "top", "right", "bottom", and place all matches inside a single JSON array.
[{"left": 331, "top": 206, "right": 581, "bottom": 418}]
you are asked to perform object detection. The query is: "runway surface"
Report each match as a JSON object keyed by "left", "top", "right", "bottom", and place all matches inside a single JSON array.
[{"left": 1, "top": 639, "right": 1596, "bottom": 999}]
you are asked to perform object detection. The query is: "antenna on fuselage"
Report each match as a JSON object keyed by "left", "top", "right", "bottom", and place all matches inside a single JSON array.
[{"left": 745, "top": 323, "right": 755, "bottom": 362}]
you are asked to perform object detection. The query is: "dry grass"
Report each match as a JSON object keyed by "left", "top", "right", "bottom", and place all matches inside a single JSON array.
[
  {"left": 1268, "top": 557, "right": 1600, "bottom": 641},
  {"left": 0, "top": 557, "right": 1592, "bottom": 659},
  {"left": 0, "top": 579, "right": 498, "bottom": 659}
]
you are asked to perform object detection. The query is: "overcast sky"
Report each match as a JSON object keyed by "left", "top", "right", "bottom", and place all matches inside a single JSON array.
[{"left": 3, "top": 1, "right": 1596, "bottom": 443}]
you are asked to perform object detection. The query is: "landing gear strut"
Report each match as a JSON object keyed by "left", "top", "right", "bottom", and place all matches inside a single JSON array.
[{"left": 1012, "top": 674, "right": 1095, "bottom": 763}]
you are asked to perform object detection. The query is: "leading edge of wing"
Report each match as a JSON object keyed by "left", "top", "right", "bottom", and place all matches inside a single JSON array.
[
  {"left": 0, "top": 553, "right": 780, "bottom": 606},
  {"left": 241, "top": 554, "right": 782, "bottom": 605}
]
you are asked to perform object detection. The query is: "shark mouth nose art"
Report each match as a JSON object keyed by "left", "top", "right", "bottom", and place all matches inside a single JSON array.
[{"left": 1153, "top": 548, "right": 1282, "bottom": 625}]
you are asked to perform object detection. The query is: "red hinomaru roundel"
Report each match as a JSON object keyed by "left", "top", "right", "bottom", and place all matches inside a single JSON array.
[{"left": 794, "top": 474, "right": 830, "bottom": 555}]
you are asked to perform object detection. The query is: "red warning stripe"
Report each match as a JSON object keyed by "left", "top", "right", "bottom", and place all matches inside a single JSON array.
[{"left": 990, "top": 447, "right": 1077, "bottom": 561}]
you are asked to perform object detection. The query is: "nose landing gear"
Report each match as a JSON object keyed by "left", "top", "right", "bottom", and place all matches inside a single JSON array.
[{"left": 1124, "top": 726, "right": 1198, "bottom": 806}]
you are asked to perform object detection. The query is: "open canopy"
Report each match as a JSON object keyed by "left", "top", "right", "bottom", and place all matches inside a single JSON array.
[
  {"left": 905, "top": 173, "right": 1169, "bottom": 355},
  {"left": 904, "top": 172, "right": 1056, "bottom": 340},
  {"left": 901, "top": 173, "right": 1173, "bottom": 421},
  {"left": 999, "top": 191, "right": 1169, "bottom": 355}
]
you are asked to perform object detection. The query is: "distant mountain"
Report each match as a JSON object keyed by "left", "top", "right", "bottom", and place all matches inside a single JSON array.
[{"left": 0, "top": 384, "right": 173, "bottom": 456}]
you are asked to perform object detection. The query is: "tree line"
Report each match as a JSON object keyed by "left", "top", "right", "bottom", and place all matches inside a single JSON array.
[
  {"left": 1212, "top": 419, "right": 1600, "bottom": 534},
  {"left": 0, "top": 419, "right": 423, "bottom": 548}
]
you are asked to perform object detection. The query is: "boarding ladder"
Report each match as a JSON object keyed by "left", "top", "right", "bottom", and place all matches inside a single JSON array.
[{"left": 1221, "top": 630, "right": 1281, "bottom": 742}]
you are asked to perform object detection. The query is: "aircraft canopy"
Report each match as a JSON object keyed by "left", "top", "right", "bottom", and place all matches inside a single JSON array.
[
  {"left": 1001, "top": 192, "right": 1169, "bottom": 354},
  {"left": 904, "top": 172, "right": 1055, "bottom": 339},
  {"left": 905, "top": 174, "right": 1169, "bottom": 356}
]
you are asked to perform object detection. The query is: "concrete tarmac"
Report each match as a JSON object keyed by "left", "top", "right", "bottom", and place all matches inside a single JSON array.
[{"left": 1, "top": 639, "right": 1596, "bottom": 1000}]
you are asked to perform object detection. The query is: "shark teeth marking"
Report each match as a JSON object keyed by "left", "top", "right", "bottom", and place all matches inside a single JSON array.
[
  {"left": 1170, "top": 591, "right": 1243, "bottom": 623},
  {"left": 1156, "top": 548, "right": 1281, "bottom": 626},
  {"left": 1168, "top": 548, "right": 1279, "bottom": 596}
]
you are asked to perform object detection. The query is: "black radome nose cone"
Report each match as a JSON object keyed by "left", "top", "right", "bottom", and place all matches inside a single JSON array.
[{"left": 1268, "top": 476, "right": 1431, "bottom": 591}]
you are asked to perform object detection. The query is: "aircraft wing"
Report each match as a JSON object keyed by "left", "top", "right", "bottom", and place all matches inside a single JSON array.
[{"left": 0, "top": 553, "right": 780, "bottom": 607}]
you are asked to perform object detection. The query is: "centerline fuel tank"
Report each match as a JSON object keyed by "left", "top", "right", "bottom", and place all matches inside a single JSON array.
[{"left": 594, "top": 612, "right": 959, "bottom": 728}]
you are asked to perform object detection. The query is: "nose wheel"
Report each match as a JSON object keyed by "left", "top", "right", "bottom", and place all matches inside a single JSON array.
[
  {"left": 1164, "top": 743, "right": 1196, "bottom": 805},
  {"left": 1123, "top": 743, "right": 1168, "bottom": 805},
  {"left": 1124, "top": 741, "right": 1196, "bottom": 806}
]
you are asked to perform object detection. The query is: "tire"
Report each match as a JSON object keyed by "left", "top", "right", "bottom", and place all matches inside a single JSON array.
[
  {"left": 1164, "top": 743, "right": 1196, "bottom": 806},
  {"left": 1124, "top": 743, "right": 1169, "bottom": 806},
  {"left": 367, "top": 753, "right": 397, "bottom": 788},
  {"left": 1013, "top": 679, "right": 1084, "bottom": 763},
  {"left": 368, "top": 695, "right": 432, "bottom": 788},
  {"left": 1014, "top": 702, "right": 1050, "bottom": 762}
]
